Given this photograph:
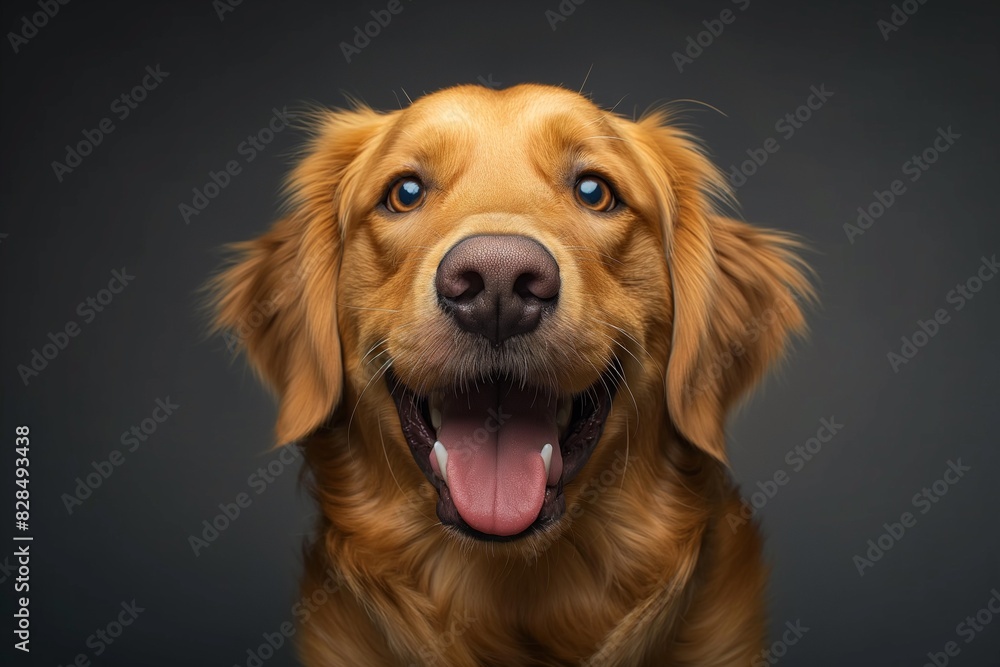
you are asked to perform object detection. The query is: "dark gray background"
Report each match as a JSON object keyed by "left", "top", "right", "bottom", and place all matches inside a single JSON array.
[{"left": 2, "top": 0, "right": 998, "bottom": 664}]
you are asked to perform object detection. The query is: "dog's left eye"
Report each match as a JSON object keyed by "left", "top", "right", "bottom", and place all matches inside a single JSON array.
[
  {"left": 385, "top": 177, "right": 425, "bottom": 212},
  {"left": 574, "top": 176, "right": 616, "bottom": 212}
]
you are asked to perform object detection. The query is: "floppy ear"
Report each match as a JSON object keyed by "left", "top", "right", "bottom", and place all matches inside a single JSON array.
[
  {"left": 617, "top": 112, "right": 814, "bottom": 463},
  {"left": 210, "top": 107, "right": 389, "bottom": 445}
]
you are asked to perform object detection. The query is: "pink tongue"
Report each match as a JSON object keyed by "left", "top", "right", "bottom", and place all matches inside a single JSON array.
[{"left": 435, "top": 383, "right": 561, "bottom": 536}]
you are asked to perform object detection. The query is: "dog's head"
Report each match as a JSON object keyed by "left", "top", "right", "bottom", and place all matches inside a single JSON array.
[{"left": 212, "top": 84, "right": 812, "bottom": 541}]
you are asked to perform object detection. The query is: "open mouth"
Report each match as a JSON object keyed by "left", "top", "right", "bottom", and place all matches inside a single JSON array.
[{"left": 388, "top": 365, "right": 618, "bottom": 541}]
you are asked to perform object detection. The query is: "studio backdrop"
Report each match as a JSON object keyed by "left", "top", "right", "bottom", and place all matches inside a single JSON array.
[{"left": 1, "top": 0, "right": 998, "bottom": 665}]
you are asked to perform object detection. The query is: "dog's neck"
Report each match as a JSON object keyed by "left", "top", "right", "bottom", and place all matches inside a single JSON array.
[{"left": 299, "top": 417, "right": 723, "bottom": 663}]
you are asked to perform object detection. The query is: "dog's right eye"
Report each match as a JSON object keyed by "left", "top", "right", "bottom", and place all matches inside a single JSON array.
[
  {"left": 385, "top": 177, "right": 425, "bottom": 213},
  {"left": 574, "top": 175, "right": 616, "bottom": 212}
]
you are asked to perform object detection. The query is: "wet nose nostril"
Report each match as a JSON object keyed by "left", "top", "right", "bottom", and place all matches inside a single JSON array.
[
  {"left": 435, "top": 235, "right": 560, "bottom": 344},
  {"left": 435, "top": 270, "right": 484, "bottom": 302},
  {"left": 454, "top": 271, "right": 485, "bottom": 303},
  {"left": 513, "top": 272, "right": 559, "bottom": 302}
]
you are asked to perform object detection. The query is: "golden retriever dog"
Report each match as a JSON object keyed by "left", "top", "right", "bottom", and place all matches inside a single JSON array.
[{"left": 212, "top": 83, "right": 812, "bottom": 666}]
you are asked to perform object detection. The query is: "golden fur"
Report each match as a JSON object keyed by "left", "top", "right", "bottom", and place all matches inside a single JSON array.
[{"left": 212, "top": 84, "right": 813, "bottom": 666}]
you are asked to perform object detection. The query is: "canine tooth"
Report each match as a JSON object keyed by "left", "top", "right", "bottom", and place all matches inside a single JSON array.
[
  {"left": 540, "top": 443, "right": 553, "bottom": 478},
  {"left": 557, "top": 400, "right": 571, "bottom": 431},
  {"left": 430, "top": 407, "right": 442, "bottom": 431},
  {"left": 433, "top": 441, "right": 449, "bottom": 485}
]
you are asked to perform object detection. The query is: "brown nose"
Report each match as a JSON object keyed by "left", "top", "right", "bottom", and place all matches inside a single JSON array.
[{"left": 435, "top": 235, "right": 560, "bottom": 345}]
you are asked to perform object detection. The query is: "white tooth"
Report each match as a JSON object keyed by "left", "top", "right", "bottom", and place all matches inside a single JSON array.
[
  {"left": 557, "top": 400, "right": 571, "bottom": 431},
  {"left": 540, "top": 443, "right": 553, "bottom": 479},
  {"left": 430, "top": 407, "right": 442, "bottom": 431},
  {"left": 434, "top": 441, "right": 449, "bottom": 485}
]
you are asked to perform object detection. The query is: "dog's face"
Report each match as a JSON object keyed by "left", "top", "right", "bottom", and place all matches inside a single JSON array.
[{"left": 214, "top": 84, "right": 810, "bottom": 542}]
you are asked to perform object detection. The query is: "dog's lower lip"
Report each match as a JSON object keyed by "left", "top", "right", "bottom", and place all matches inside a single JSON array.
[{"left": 387, "top": 364, "right": 618, "bottom": 540}]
